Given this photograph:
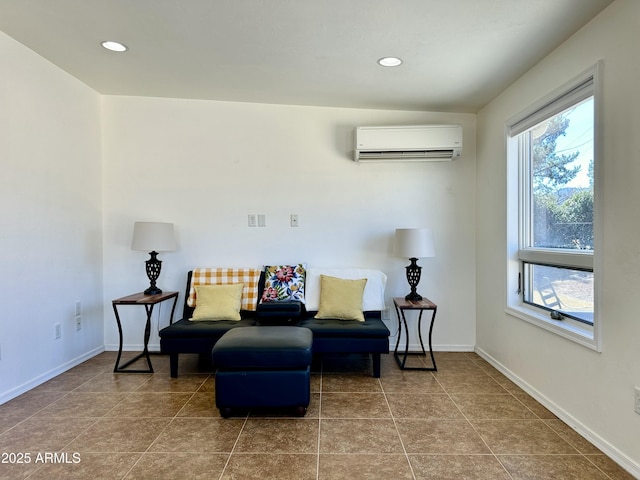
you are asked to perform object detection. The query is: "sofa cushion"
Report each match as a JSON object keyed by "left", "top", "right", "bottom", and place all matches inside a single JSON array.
[
  {"left": 315, "top": 275, "right": 367, "bottom": 321},
  {"left": 260, "top": 264, "right": 306, "bottom": 303},
  {"left": 187, "top": 268, "right": 261, "bottom": 311},
  {"left": 305, "top": 268, "right": 387, "bottom": 311},
  {"left": 212, "top": 326, "right": 313, "bottom": 369},
  {"left": 191, "top": 284, "right": 244, "bottom": 321},
  {"left": 299, "top": 314, "right": 389, "bottom": 339},
  {"left": 160, "top": 317, "right": 256, "bottom": 339}
]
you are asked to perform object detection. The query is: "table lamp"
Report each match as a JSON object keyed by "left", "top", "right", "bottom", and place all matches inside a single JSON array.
[
  {"left": 131, "top": 221, "right": 176, "bottom": 295},
  {"left": 394, "top": 228, "right": 435, "bottom": 301}
]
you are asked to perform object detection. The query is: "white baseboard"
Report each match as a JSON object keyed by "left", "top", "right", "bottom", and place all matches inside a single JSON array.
[
  {"left": 0, "top": 346, "right": 105, "bottom": 405},
  {"left": 475, "top": 347, "right": 640, "bottom": 479},
  {"left": 387, "top": 339, "right": 475, "bottom": 352}
]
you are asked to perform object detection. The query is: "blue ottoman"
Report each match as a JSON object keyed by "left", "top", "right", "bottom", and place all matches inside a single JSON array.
[{"left": 211, "top": 326, "right": 313, "bottom": 417}]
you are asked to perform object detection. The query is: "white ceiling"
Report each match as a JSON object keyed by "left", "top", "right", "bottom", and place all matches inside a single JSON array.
[{"left": 0, "top": 0, "right": 613, "bottom": 112}]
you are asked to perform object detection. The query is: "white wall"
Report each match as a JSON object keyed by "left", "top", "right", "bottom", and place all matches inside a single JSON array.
[
  {"left": 476, "top": 0, "right": 640, "bottom": 474},
  {"left": 0, "top": 32, "right": 104, "bottom": 403},
  {"left": 101, "top": 97, "right": 477, "bottom": 354}
]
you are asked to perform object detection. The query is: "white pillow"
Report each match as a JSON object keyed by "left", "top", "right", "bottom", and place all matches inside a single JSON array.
[{"left": 305, "top": 267, "right": 387, "bottom": 311}]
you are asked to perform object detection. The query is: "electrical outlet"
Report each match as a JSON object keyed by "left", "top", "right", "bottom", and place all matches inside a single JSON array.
[
  {"left": 290, "top": 214, "right": 299, "bottom": 227},
  {"left": 635, "top": 387, "right": 640, "bottom": 415},
  {"left": 54, "top": 323, "right": 61, "bottom": 339},
  {"left": 248, "top": 214, "right": 257, "bottom": 227},
  {"left": 76, "top": 315, "right": 82, "bottom": 331}
]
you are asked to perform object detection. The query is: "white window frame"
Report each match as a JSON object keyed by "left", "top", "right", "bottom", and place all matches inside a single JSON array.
[{"left": 506, "top": 62, "right": 602, "bottom": 351}]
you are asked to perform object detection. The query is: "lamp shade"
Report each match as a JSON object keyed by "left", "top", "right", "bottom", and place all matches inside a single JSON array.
[
  {"left": 131, "top": 222, "right": 176, "bottom": 252},
  {"left": 394, "top": 228, "right": 435, "bottom": 258}
]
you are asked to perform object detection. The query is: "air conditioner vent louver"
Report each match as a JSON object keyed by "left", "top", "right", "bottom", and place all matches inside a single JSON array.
[{"left": 354, "top": 125, "right": 462, "bottom": 162}]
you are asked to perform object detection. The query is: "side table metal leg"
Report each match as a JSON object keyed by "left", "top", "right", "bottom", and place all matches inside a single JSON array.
[
  {"left": 427, "top": 309, "right": 438, "bottom": 371},
  {"left": 416, "top": 310, "right": 427, "bottom": 355},
  {"left": 113, "top": 304, "right": 155, "bottom": 374},
  {"left": 113, "top": 304, "right": 124, "bottom": 373},
  {"left": 142, "top": 305, "right": 154, "bottom": 372}
]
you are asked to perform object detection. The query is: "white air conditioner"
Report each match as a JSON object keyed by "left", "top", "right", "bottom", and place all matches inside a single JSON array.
[{"left": 353, "top": 124, "right": 462, "bottom": 162}]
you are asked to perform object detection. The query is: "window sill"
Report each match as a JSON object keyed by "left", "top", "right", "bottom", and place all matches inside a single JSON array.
[{"left": 505, "top": 304, "right": 600, "bottom": 352}]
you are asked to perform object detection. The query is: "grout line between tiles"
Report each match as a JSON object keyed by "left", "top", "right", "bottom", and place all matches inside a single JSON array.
[{"left": 379, "top": 371, "right": 418, "bottom": 480}]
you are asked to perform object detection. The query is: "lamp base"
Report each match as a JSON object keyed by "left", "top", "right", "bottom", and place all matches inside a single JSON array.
[
  {"left": 143, "top": 251, "right": 163, "bottom": 296},
  {"left": 405, "top": 258, "right": 423, "bottom": 302},
  {"left": 405, "top": 292, "right": 423, "bottom": 301}
]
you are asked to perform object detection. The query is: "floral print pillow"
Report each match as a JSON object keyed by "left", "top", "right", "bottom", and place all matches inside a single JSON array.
[{"left": 261, "top": 264, "right": 306, "bottom": 303}]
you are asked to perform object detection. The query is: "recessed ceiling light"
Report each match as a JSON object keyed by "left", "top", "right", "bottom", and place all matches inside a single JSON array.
[
  {"left": 378, "top": 56, "right": 402, "bottom": 67},
  {"left": 101, "top": 41, "right": 128, "bottom": 52}
]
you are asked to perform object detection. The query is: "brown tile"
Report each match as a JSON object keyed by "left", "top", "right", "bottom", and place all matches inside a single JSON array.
[
  {"left": 34, "top": 392, "right": 128, "bottom": 418},
  {"left": 386, "top": 393, "right": 463, "bottom": 419},
  {"left": 0, "top": 416, "right": 25, "bottom": 434},
  {"left": 176, "top": 391, "right": 219, "bottom": 417},
  {"left": 396, "top": 419, "right": 490, "bottom": 454},
  {"left": 318, "top": 453, "right": 414, "bottom": 480},
  {"left": 320, "top": 393, "right": 391, "bottom": 418},
  {"left": 409, "top": 454, "right": 512, "bottom": 480},
  {"left": 234, "top": 418, "right": 319, "bottom": 453},
  {"left": 222, "top": 453, "right": 317, "bottom": 480},
  {"left": 432, "top": 371, "right": 508, "bottom": 394},
  {"left": 31, "top": 372, "right": 97, "bottom": 392},
  {"left": 389, "top": 353, "right": 433, "bottom": 370},
  {"left": 135, "top": 374, "right": 209, "bottom": 392},
  {"left": 248, "top": 393, "right": 320, "bottom": 419},
  {"left": 319, "top": 419, "right": 404, "bottom": 453},
  {"left": 125, "top": 452, "right": 228, "bottom": 479},
  {"left": 585, "top": 455, "right": 638, "bottom": 480},
  {"left": 61, "top": 354, "right": 116, "bottom": 375},
  {"left": 197, "top": 376, "right": 216, "bottom": 392},
  {"left": 0, "top": 417, "right": 96, "bottom": 452},
  {"left": 105, "top": 392, "right": 192, "bottom": 417},
  {"left": 66, "top": 417, "right": 169, "bottom": 453},
  {"left": 379, "top": 371, "right": 445, "bottom": 394},
  {"left": 485, "top": 371, "right": 526, "bottom": 394},
  {"left": 471, "top": 419, "right": 579, "bottom": 454},
  {"left": 514, "top": 393, "right": 558, "bottom": 419},
  {"left": 149, "top": 417, "right": 244, "bottom": 453},
  {"left": 311, "top": 374, "right": 321, "bottom": 393},
  {"left": 321, "top": 374, "right": 382, "bottom": 392},
  {"left": 466, "top": 353, "right": 497, "bottom": 369},
  {"left": 499, "top": 454, "right": 610, "bottom": 479},
  {"left": 450, "top": 393, "right": 538, "bottom": 420},
  {"left": 431, "top": 353, "right": 484, "bottom": 373},
  {"left": 544, "top": 419, "right": 602, "bottom": 454},
  {"left": 73, "top": 373, "right": 152, "bottom": 393},
  {"left": 27, "top": 453, "right": 141, "bottom": 480},
  {"left": 0, "top": 454, "right": 41, "bottom": 480},
  {"left": 0, "top": 390, "right": 66, "bottom": 417}
]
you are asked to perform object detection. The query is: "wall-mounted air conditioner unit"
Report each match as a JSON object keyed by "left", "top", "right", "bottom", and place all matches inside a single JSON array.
[{"left": 353, "top": 124, "right": 462, "bottom": 162}]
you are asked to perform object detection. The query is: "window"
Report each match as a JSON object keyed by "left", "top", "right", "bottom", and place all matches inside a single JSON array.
[{"left": 506, "top": 64, "right": 601, "bottom": 350}]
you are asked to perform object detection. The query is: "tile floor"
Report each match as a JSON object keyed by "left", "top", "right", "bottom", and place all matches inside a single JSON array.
[{"left": 0, "top": 351, "right": 635, "bottom": 480}]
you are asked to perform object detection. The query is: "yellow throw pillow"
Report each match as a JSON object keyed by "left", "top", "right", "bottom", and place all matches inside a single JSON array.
[
  {"left": 315, "top": 275, "right": 367, "bottom": 322},
  {"left": 191, "top": 283, "right": 244, "bottom": 321}
]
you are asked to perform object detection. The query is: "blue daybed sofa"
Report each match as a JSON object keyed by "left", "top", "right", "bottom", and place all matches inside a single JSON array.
[{"left": 159, "top": 267, "right": 390, "bottom": 378}]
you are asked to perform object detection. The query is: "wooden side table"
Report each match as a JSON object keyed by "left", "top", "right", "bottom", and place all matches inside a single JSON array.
[
  {"left": 112, "top": 291, "right": 179, "bottom": 373},
  {"left": 393, "top": 297, "right": 438, "bottom": 371}
]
